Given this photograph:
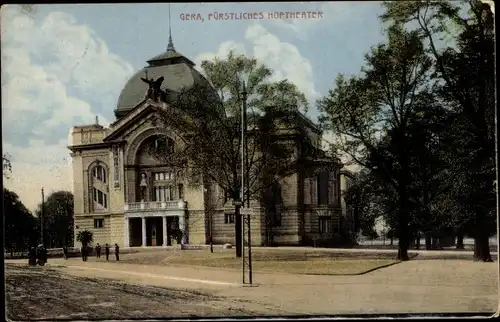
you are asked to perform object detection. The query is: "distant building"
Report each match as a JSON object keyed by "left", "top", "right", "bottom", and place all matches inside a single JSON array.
[{"left": 68, "top": 36, "right": 345, "bottom": 248}]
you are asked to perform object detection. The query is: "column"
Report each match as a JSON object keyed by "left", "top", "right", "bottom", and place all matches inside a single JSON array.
[
  {"left": 141, "top": 217, "right": 147, "bottom": 247},
  {"left": 179, "top": 215, "right": 186, "bottom": 245},
  {"left": 124, "top": 217, "right": 130, "bottom": 247},
  {"left": 162, "top": 216, "right": 168, "bottom": 247}
]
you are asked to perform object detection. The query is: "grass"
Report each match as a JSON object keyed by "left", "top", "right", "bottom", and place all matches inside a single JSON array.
[
  {"left": 168, "top": 257, "right": 399, "bottom": 275},
  {"left": 121, "top": 249, "right": 401, "bottom": 275}
]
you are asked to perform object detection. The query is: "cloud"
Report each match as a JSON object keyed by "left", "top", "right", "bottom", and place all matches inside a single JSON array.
[
  {"left": 1, "top": 5, "right": 134, "bottom": 210},
  {"left": 3, "top": 140, "right": 72, "bottom": 212},
  {"left": 194, "top": 23, "right": 319, "bottom": 103}
]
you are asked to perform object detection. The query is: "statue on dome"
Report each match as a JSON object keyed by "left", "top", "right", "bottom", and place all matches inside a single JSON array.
[{"left": 141, "top": 75, "right": 166, "bottom": 103}]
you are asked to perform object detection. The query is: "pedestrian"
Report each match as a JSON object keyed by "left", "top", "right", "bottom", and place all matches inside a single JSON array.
[
  {"left": 28, "top": 246, "right": 37, "bottom": 266},
  {"left": 105, "top": 243, "right": 110, "bottom": 261},
  {"left": 62, "top": 245, "right": 68, "bottom": 260},
  {"left": 95, "top": 243, "right": 101, "bottom": 258},
  {"left": 114, "top": 243, "right": 119, "bottom": 261},
  {"left": 36, "top": 244, "right": 47, "bottom": 265},
  {"left": 81, "top": 245, "right": 88, "bottom": 262}
]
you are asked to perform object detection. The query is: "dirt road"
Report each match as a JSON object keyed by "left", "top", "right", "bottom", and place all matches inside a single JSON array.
[
  {"left": 5, "top": 257, "right": 498, "bottom": 318},
  {"left": 5, "top": 264, "right": 265, "bottom": 320}
]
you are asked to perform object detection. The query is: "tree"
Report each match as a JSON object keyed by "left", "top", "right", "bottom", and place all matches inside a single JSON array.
[
  {"left": 76, "top": 230, "right": 93, "bottom": 248},
  {"left": 381, "top": 0, "right": 496, "bottom": 261},
  {"left": 35, "top": 191, "right": 74, "bottom": 248},
  {"left": 318, "top": 25, "right": 434, "bottom": 260},
  {"left": 150, "top": 51, "right": 326, "bottom": 257},
  {"left": 3, "top": 154, "right": 12, "bottom": 179},
  {"left": 3, "top": 189, "right": 39, "bottom": 254},
  {"left": 343, "top": 170, "right": 382, "bottom": 240}
]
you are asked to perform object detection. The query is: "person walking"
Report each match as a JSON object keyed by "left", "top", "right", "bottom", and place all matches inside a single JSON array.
[
  {"left": 105, "top": 243, "right": 110, "bottom": 261},
  {"left": 81, "top": 245, "right": 88, "bottom": 262},
  {"left": 62, "top": 245, "right": 68, "bottom": 260},
  {"left": 114, "top": 243, "right": 120, "bottom": 261},
  {"left": 28, "top": 246, "right": 37, "bottom": 266},
  {"left": 95, "top": 243, "right": 101, "bottom": 258}
]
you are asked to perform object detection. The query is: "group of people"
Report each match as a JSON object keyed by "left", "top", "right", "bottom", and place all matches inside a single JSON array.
[
  {"left": 28, "top": 244, "right": 47, "bottom": 266},
  {"left": 78, "top": 243, "right": 120, "bottom": 262}
]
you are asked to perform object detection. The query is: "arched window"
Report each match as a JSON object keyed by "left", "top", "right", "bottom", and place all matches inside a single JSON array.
[
  {"left": 93, "top": 165, "right": 107, "bottom": 183},
  {"left": 90, "top": 163, "right": 108, "bottom": 212}
]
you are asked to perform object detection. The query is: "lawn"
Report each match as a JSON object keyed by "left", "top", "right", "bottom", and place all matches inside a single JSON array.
[{"left": 121, "top": 249, "right": 401, "bottom": 275}]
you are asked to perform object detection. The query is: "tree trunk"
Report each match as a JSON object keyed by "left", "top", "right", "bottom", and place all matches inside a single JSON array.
[
  {"left": 415, "top": 233, "right": 421, "bottom": 250},
  {"left": 456, "top": 234, "right": 464, "bottom": 249},
  {"left": 474, "top": 234, "right": 493, "bottom": 262},
  {"left": 431, "top": 237, "right": 438, "bottom": 250},
  {"left": 235, "top": 206, "right": 242, "bottom": 258},
  {"left": 397, "top": 217, "right": 410, "bottom": 261},
  {"left": 390, "top": 237, "right": 393, "bottom": 245},
  {"left": 425, "top": 235, "right": 432, "bottom": 250}
]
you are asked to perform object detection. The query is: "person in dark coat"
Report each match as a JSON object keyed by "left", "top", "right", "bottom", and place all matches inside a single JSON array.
[
  {"left": 62, "top": 245, "right": 68, "bottom": 260},
  {"left": 81, "top": 245, "right": 88, "bottom": 262},
  {"left": 95, "top": 243, "right": 101, "bottom": 258},
  {"left": 36, "top": 244, "right": 47, "bottom": 265},
  {"left": 114, "top": 243, "right": 119, "bottom": 261},
  {"left": 105, "top": 243, "right": 110, "bottom": 261},
  {"left": 28, "top": 246, "right": 37, "bottom": 266}
]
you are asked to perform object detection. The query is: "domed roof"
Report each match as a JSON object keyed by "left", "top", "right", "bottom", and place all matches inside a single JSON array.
[{"left": 114, "top": 36, "right": 210, "bottom": 119}]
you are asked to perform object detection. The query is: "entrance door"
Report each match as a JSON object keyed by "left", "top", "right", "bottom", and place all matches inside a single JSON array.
[{"left": 151, "top": 226, "right": 157, "bottom": 246}]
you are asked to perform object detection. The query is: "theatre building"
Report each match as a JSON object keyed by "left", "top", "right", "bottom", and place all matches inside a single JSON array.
[{"left": 68, "top": 37, "right": 345, "bottom": 248}]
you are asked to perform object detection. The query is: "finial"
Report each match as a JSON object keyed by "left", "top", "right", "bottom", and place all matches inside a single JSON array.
[
  {"left": 95, "top": 115, "right": 99, "bottom": 125},
  {"left": 167, "top": 3, "right": 176, "bottom": 52}
]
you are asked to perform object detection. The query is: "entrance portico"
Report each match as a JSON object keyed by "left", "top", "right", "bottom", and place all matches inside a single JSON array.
[{"left": 123, "top": 200, "right": 187, "bottom": 247}]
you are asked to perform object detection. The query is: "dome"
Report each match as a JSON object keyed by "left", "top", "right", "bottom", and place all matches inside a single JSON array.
[{"left": 114, "top": 37, "right": 211, "bottom": 119}]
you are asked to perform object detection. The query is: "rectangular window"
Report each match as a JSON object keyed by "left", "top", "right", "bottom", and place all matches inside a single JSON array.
[
  {"left": 319, "top": 216, "right": 332, "bottom": 234},
  {"left": 317, "top": 173, "right": 329, "bottom": 205},
  {"left": 178, "top": 184, "right": 184, "bottom": 199},
  {"left": 155, "top": 173, "right": 159, "bottom": 181},
  {"left": 97, "top": 190, "right": 103, "bottom": 204},
  {"left": 164, "top": 187, "right": 172, "bottom": 201},
  {"left": 224, "top": 213, "right": 235, "bottom": 224},
  {"left": 103, "top": 194, "right": 107, "bottom": 208},
  {"left": 94, "top": 219, "right": 104, "bottom": 228},
  {"left": 93, "top": 188, "right": 97, "bottom": 202}
]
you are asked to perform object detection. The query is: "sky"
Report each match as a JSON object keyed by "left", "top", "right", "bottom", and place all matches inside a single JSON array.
[{"left": 1, "top": 2, "right": 387, "bottom": 211}]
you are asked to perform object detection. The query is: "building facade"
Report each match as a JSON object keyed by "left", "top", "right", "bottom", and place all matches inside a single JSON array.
[{"left": 68, "top": 40, "right": 345, "bottom": 248}]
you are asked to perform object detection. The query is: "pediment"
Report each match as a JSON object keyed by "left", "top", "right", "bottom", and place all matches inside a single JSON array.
[{"left": 103, "top": 100, "right": 164, "bottom": 142}]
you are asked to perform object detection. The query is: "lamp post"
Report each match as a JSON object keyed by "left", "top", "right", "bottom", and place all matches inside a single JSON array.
[
  {"left": 40, "top": 188, "right": 45, "bottom": 247},
  {"left": 239, "top": 80, "right": 253, "bottom": 284}
]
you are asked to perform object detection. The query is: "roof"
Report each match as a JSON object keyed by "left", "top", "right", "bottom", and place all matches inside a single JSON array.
[{"left": 114, "top": 38, "right": 208, "bottom": 119}]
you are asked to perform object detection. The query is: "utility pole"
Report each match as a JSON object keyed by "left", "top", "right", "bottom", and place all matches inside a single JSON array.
[
  {"left": 209, "top": 206, "right": 214, "bottom": 253},
  {"left": 240, "top": 80, "right": 253, "bottom": 285},
  {"left": 40, "top": 188, "right": 45, "bottom": 246}
]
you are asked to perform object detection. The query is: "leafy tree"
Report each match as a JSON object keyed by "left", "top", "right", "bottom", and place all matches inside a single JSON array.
[
  {"left": 3, "top": 189, "right": 39, "bottom": 254},
  {"left": 318, "top": 25, "right": 434, "bottom": 260},
  {"left": 343, "top": 170, "right": 383, "bottom": 239},
  {"left": 3, "top": 154, "right": 12, "bottom": 179},
  {"left": 381, "top": 0, "right": 495, "bottom": 261},
  {"left": 35, "top": 191, "right": 74, "bottom": 248},
  {"left": 76, "top": 230, "right": 93, "bottom": 248},
  {"left": 151, "top": 51, "right": 327, "bottom": 256}
]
